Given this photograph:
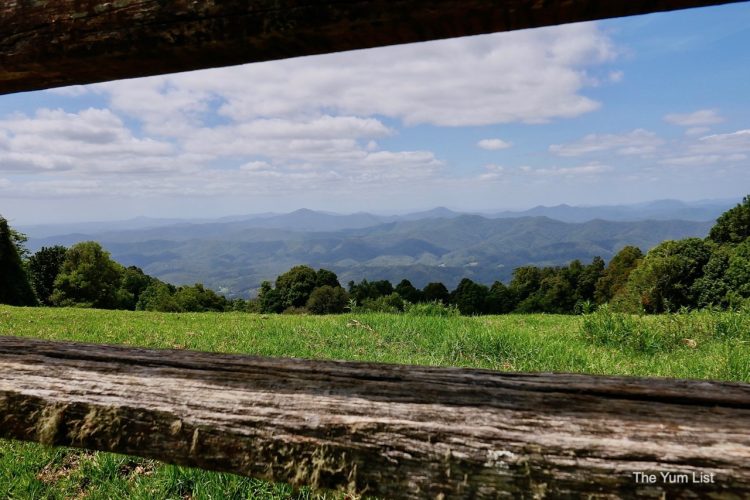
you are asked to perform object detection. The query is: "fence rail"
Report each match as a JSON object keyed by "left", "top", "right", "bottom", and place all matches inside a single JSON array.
[
  {"left": 0, "top": 0, "right": 745, "bottom": 94},
  {"left": 1, "top": 335, "right": 749, "bottom": 498}
]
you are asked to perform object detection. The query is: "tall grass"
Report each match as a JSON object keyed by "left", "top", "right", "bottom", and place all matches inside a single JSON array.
[{"left": 581, "top": 305, "right": 750, "bottom": 354}]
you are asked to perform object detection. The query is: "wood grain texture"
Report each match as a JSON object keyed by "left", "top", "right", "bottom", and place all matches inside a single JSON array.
[
  {"left": 1, "top": 336, "right": 749, "bottom": 498},
  {"left": 0, "top": 0, "right": 746, "bottom": 95}
]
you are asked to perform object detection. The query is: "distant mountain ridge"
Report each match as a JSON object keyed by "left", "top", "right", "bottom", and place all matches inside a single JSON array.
[
  {"left": 20, "top": 198, "right": 735, "bottom": 238},
  {"left": 26, "top": 208, "right": 717, "bottom": 299}
]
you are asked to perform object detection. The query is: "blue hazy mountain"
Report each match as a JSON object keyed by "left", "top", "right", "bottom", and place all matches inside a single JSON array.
[{"left": 25, "top": 203, "right": 721, "bottom": 298}]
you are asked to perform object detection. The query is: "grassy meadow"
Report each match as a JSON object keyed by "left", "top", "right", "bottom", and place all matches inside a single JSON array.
[{"left": 1, "top": 305, "right": 749, "bottom": 498}]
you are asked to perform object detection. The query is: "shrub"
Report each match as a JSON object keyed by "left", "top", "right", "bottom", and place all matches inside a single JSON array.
[{"left": 404, "top": 301, "right": 460, "bottom": 317}]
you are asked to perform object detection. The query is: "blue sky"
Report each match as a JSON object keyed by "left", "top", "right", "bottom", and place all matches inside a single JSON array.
[{"left": 1, "top": 3, "right": 749, "bottom": 225}]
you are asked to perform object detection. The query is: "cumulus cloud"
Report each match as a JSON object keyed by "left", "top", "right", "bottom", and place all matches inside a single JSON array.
[
  {"left": 0, "top": 108, "right": 177, "bottom": 174},
  {"left": 549, "top": 129, "right": 663, "bottom": 157},
  {"left": 664, "top": 109, "right": 724, "bottom": 127},
  {"left": 6, "top": 23, "right": 623, "bottom": 202},
  {"left": 478, "top": 139, "right": 511, "bottom": 150},
  {"left": 478, "top": 164, "right": 505, "bottom": 180},
  {"left": 91, "top": 22, "right": 616, "bottom": 130}
]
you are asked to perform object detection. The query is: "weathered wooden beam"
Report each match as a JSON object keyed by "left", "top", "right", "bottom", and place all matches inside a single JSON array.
[
  {"left": 0, "top": 0, "right": 745, "bottom": 95},
  {"left": 1, "top": 336, "right": 749, "bottom": 497}
]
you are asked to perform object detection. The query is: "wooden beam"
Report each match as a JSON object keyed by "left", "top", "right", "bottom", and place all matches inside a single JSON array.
[
  {"left": 0, "top": 0, "right": 745, "bottom": 95},
  {"left": 1, "top": 336, "right": 749, "bottom": 497}
]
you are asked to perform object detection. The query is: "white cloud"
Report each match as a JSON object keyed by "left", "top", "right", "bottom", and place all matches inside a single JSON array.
[
  {"left": 478, "top": 164, "right": 505, "bottom": 180},
  {"left": 239, "top": 161, "right": 271, "bottom": 171},
  {"left": 3, "top": 23, "right": 624, "bottom": 202},
  {"left": 530, "top": 164, "right": 613, "bottom": 176},
  {"left": 549, "top": 129, "right": 663, "bottom": 157},
  {"left": 478, "top": 138, "right": 512, "bottom": 150},
  {"left": 685, "top": 127, "right": 711, "bottom": 136},
  {"left": 656, "top": 129, "right": 750, "bottom": 168},
  {"left": 664, "top": 109, "right": 724, "bottom": 127},
  {"left": 0, "top": 108, "right": 177, "bottom": 174},
  {"left": 660, "top": 153, "right": 747, "bottom": 166},
  {"left": 91, "top": 22, "right": 616, "bottom": 129},
  {"left": 694, "top": 129, "right": 750, "bottom": 154}
]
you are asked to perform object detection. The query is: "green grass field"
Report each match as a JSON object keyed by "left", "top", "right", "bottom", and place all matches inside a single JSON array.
[{"left": 1, "top": 305, "right": 748, "bottom": 499}]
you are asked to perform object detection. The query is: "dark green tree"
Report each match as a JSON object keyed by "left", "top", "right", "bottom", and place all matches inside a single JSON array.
[
  {"left": 258, "top": 280, "right": 284, "bottom": 313},
  {"left": 509, "top": 266, "right": 543, "bottom": 305},
  {"left": 395, "top": 279, "right": 423, "bottom": 304},
  {"left": 9, "top": 227, "right": 30, "bottom": 261},
  {"left": 136, "top": 281, "right": 179, "bottom": 312},
  {"left": 315, "top": 268, "right": 341, "bottom": 289},
  {"left": 27, "top": 245, "right": 67, "bottom": 305},
  {"left": 307, "top": 285, "right": 349, "bottom": 314},
  {"left": 451, "top": 278, "right": 489, "bottom": 315},
  {"left": 576, "top": 257, "right": 605, "bottom": 303},
  {"left": 594, "top": 246, "right": 643, "bottom": 304},
  {"left": 485, "top": 281, "right": 515, "bottom": 314},
  {"left": 50, "top": 241, "right": 124, "bottom": 309},
  {"left": 173, "top": 283, "right": 228, "bottom": 312},
  {"left": 0, "top": 217, "right": 37, "bottom": 306},
  {"left": 422, "top": 282, "right": 450, "bottom": 304},
  {"left": 625, "top": 238, "right": 711, "bottom": 313},
  {"left": 348, "top": 278, "right": 393, "bottom": 303},
  {"left": 537, "top": 270, "right": 576, "bottom": 313},
  {"left": 709, "top": 195, "right": 750, "bottom": 245},
  {"left": 724, "top": 239, "right": 750, "bottom": 306},
  {"left": 275, "top": 265, "right": 318, "bottom": 308},
  {"left": 117, "top": 265, "right": 154, "bottom": 310},
  {"left": 692, "top": 245, "right": 732, "bottom": 308}
]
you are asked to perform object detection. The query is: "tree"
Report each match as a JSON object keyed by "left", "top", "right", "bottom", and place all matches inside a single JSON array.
[
  {"left": 136, "top": 281, "right": 180, "bottom": 312},
  {"left": 50, "top": 241, "right": 124, "bottom": 309},
  {"left": 509, "top": 266, "right": 543, "bottom": 304},
  {"left": 595, "top": 246, "right": 643, "bottom": 304},
  {"left": 709, "top": 195, "right": 750, "bottom": 245},
  {"left": 723, "top": 239, "right": 750, "bottom": 306},
  {"left": 537, "top": 270, "right": 576, "bottom": 313},
  {"left": 576, "top": 257, "right": 605, "bottom": 304},
  {"left": 348, "top": 278, "right": 394, "bottom": 303},
  {"left": 315, "top": 268, "right": 340, "bottom": 289},
  {"left": 258, "top": 280, "right": 284, "bottom": 313},
  {"left": 692, "top": 245, "right": 732, "bottom": 308},
  {"left": 117, "top": 265, "right": 154, "bottom": 310},
  {"left": 275, "top": 265, "right": 318, "bottom": 308},
  {"left": 27, "top": 245, "right": 68, "bottom": 305},
  {"left": 9, "top": 227, "right": 30, "bottom": 261},
  {"left": 451, "top": 278, "right": 488, "bottom": 315},
  {"left": 0, "top": 217, "right": 37, "bottom": 306},
  {"left": 485, "top": 281, "right": 515, "bottom": 314},
  {"left": 173, "top": 283, "right": 228, "bottom": 312},
  {"left": 625, "top": 238, "right": 711, "bottom": 313},
  {"left": 395, "top": 279, "right": 423, "bottom": 304},
  {"left": 306, "top": 286, "right": 349, "bottom": 314},
  {"left": 422, "top": 282, "right": 450, "bottom": 304}
]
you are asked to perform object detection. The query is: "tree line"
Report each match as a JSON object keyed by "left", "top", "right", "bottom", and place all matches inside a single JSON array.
[{"left": 1, "top": 195, "right": 748, "bottom": 315}]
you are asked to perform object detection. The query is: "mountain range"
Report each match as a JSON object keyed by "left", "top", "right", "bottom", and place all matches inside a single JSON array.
[{"left": 22, "top": 199, "right": 730, "bottom": 299}]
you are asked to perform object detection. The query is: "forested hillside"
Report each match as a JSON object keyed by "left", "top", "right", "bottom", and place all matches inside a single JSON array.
[{"left": 26, "top": 214, "right": 713, "bottom": 298}]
